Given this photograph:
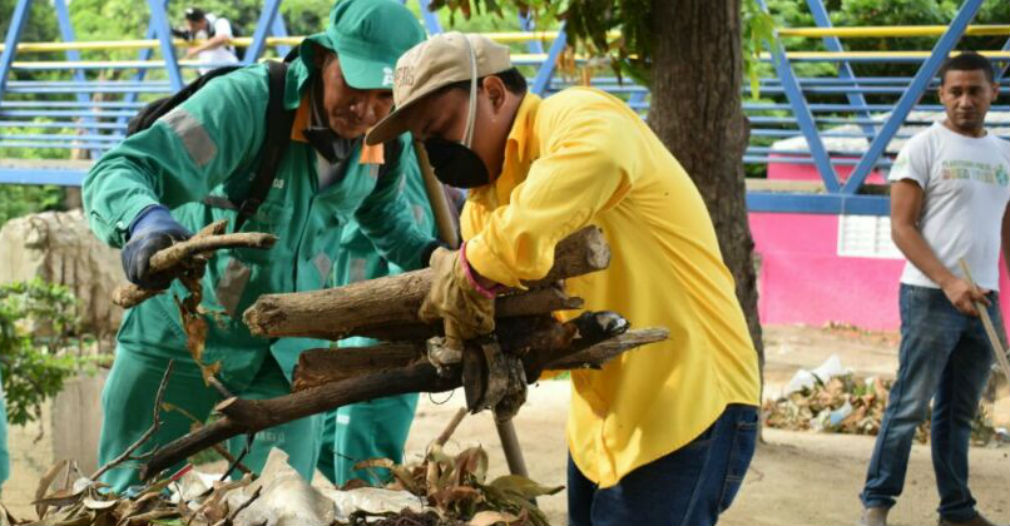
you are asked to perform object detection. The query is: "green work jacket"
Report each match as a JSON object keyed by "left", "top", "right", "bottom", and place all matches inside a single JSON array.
[{"left": 82, "top": 58, "right": 432, "bottom": 388}]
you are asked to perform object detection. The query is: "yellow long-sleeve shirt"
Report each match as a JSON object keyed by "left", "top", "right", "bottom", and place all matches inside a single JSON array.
[{"left": 461, "top": 88, "right": 760, "bottom": 488}]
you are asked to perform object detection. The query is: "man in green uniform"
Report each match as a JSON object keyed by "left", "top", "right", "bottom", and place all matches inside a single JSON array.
[
  {"left": 83, "top": 0, "right": 436, "bottom": 490},
  {"left": 316, "top": 173, "right": 436, "bottom": 485}
]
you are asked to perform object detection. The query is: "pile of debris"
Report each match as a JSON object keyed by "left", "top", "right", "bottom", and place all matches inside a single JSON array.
[
  {"left": 763, "top": 356, "right": 1002, "bottom": 445},
  {"left": 762, "top": 371, "right": 926, "bottom": 439},
  {"left": 9, "top": 426, "right": 561, "bottom": 526}
]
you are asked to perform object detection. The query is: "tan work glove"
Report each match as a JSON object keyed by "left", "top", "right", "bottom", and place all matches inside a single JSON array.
[{"left": 418, "top": 246, "right": 497, "bottom": 350}]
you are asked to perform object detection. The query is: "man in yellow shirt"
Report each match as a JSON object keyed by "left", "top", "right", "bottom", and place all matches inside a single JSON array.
[{"left": 367, "top": 32, "right": 761, "bottom": 525}]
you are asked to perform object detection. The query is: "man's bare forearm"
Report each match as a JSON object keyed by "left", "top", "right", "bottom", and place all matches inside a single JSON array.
[{"left": 193, "top": 34, "right": 230, "bottom": 53}]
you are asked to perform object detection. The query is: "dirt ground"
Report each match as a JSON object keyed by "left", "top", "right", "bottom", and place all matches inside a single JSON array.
[{"left": 3, "top": 324, "right": 1009, "bottom": 525}]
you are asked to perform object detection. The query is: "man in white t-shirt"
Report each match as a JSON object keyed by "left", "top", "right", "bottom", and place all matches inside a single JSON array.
[
  {"left": 181, "top": 7, "right": 239, "bottom": 74},
  {"left": 859, "top": 52, "right": 1010, "bottom": 526}
]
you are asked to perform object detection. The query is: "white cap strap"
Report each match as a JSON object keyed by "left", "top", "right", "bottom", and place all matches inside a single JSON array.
[{"left": 462, "top": 35, "right": 478, "bottom": 148}]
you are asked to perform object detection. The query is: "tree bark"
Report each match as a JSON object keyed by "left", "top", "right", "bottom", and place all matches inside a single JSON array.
[
  {"left": 649, "top": 0, "right": 764, "bottom": 369},
  {"left": 243, "top": 226, "right": 608, "bottom": 340}
]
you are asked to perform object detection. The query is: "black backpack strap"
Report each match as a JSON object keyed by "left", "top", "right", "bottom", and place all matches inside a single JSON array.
[
  {"left": 127, "top": 65, "right": 242, "bottom": 136},
  {"left": 233, "top": 60, "right": 294, "bottom": 232}
]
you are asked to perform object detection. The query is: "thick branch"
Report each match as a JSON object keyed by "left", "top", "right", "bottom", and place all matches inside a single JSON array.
[
  {"left": 351, "top": 288, "right": 583, "bottom": 342},
  {"left": 292, "top": 343, "right": 424, "bottom": 391},
  {"left": 243, "top": 226, "right": 607, "bottom": 340},
  {"left": 142, "top": 360, "right": 449, "bottom": 480},
  {"left": 544, "top": 328, "right": 669, "bottom": 370}
]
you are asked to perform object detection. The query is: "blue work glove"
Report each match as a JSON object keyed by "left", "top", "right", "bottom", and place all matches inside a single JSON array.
[{"left": 121, "top": 205, "right": 192, "bottom": 289}]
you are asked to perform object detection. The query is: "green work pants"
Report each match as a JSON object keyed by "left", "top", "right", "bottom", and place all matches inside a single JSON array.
[
  {"left": 97, "top": 346, "right": 320, "bottom": 491},
  {"left": 317, "top": 393, "right": 418, "bottom": 486}
]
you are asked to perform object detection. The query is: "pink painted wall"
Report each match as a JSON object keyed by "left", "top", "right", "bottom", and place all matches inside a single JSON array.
[
  {"left": 753, "top": 159, "right": 1010, "bottom": 331},
  {"left": 767, "top": 155, "right": 887, "bottom": 185}
]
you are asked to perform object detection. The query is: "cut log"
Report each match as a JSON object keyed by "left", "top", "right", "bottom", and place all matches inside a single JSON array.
[
  {"left": 292, "top": 342, "right": 424, "bottom": 391},
  {"left": 243, "top": 226, "right": 608, "bottom": 340},
  {"left": 278, "top": 287, "right": 583, "bottom": 342},
  {"left": 142, "top": 316, "right": 662, "bottom": 480}
]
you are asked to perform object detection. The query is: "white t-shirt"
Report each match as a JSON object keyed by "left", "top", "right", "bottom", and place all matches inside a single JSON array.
[
  {"left": 890, "top": 122, "right": 1010, "bottom": 290},
  {"left": 195, "top": 14, "right": 238, "bottom": 73}
]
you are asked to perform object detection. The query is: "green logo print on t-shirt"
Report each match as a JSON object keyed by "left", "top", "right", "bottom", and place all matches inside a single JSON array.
[{"left": 940, "top": 159, "right": 1010, "bottom": 187}]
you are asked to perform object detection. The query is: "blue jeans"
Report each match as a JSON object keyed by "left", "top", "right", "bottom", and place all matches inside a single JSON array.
[
  {"left": 861, "top": 284, "right": 998, "bottom": 521},
  {"left": 568, "top": 404, "right": 758, "bottom": 526}
]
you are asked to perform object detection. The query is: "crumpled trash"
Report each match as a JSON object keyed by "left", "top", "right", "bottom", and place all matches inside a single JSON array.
[
  {"left": 785, "top": 354, "right": 850, "bottom": 394},
  {"left": 321, "top": 486, "right": 426, "bottom": 523},
  {"left": 171, "top": 469, "right": 221, "bottom": 504},
  {"left": 226, "top": 448, "right": 336, "bottom": 526}
]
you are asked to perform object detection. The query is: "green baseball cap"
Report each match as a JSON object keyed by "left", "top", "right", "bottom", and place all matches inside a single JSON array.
[{"left": 303, "top": 0, "right": 427, "bottom": 90}]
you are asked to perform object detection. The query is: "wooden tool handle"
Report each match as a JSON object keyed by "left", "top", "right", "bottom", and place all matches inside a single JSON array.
[
  {"left": 415, "top": 140, "right": 460, "bottom": 250},
  {"left": 958, "top": 258, "right": 1010, "bottom": 381}
]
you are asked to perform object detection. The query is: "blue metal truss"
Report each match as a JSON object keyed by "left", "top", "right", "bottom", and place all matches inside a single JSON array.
[
  {"left": 805, "top": 0, "right": 874, "bottom": 142},
  {"left": 53, "top": 0, "right": 101, "bottom": 159},
  {"left": 244, "top": 0, "right": 285, "bottom": 65},
  {"left": 756, "top": 0, "right": 840, "bottom": 193},
  {"left": 0, "top": 0, "right": 32, "bottom": 99},
  {"left": 146, "top": 0, "right": 184, "bottom": 91}
]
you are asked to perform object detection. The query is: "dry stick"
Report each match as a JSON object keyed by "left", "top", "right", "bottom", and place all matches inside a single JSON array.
[
  {"left": 90, "top": 360, "right": 175, "bottom": 482},
  {"left": 958, "top": 259, "right": 1010, "bottom": 381},
  {"left": 544, "top": 328, "right": 670, "bottom": 370},
  {"left": 113, "top": 231, "right": 278, "bottom": 309},
  {"left": 291, "top": 316, "right": 577, "bottom": 393},
  {"left": 165, "top": 403, "right": 252, "bottom": 476},
  {"left": 434, "top": 407, "right": 468, "bottom": 448},
  {"left": 207, "top": 376, "right": 234, "bottom": 399},
  {"left": 213, "top": 486, "right": 262, "bottom": 526},
  {"left": 219, "top": 433, "right": 255, "bottom": 483}
]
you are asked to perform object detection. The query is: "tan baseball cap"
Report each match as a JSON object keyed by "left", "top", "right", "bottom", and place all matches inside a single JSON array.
[{"left": 365, "top": 32, "right": 512, "bottom": 146}]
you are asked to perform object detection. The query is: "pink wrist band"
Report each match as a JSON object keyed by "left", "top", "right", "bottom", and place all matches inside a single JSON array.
[{"left": 460, "top": 241, "right": 502, "bottom": 299}]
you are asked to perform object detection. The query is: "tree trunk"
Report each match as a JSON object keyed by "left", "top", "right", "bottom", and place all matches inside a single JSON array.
[{"left": 648, "top": 0, "right": 764, "bottom": 369}]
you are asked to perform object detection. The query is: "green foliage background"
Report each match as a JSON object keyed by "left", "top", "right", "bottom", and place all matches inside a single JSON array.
[{"left": 0, "top": 280, "right": 105, "bottom": 426}]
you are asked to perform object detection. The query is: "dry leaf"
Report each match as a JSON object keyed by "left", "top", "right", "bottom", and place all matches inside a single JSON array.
[{"left": 35, "top": 460, "right": 69, "bottom": 519}]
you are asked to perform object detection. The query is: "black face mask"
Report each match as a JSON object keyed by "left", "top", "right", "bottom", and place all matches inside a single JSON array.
[
  {"left": 423, "top": 137, "right": 490, "bottom": 189},
  {"left": 304, "top": 126, "right": 357, "bottom": 164}
]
